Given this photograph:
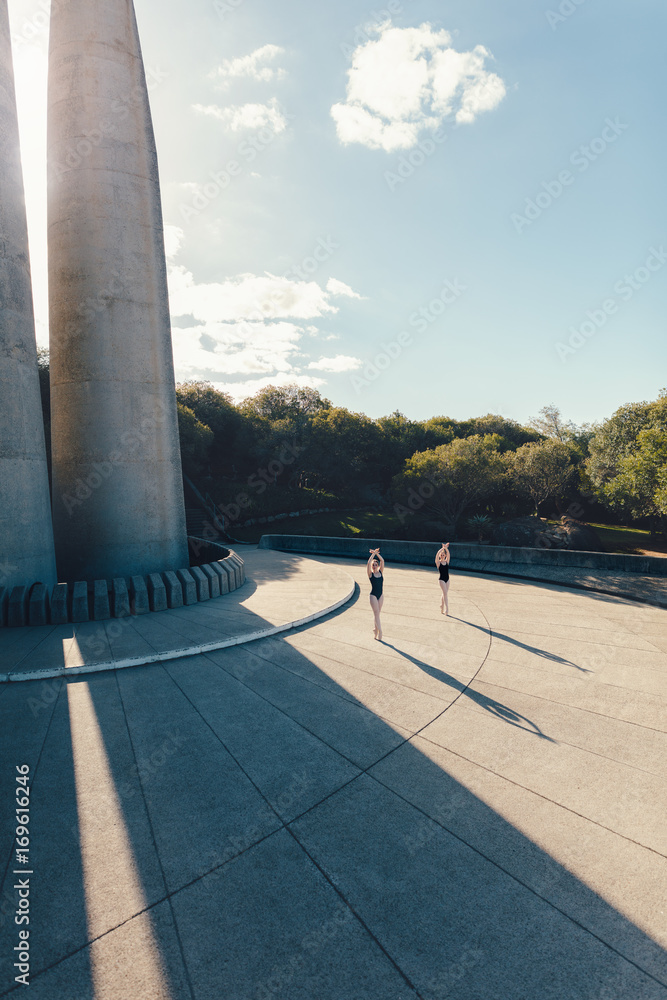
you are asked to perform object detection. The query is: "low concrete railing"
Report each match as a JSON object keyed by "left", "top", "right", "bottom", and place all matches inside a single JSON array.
[
  {"left": 0, "top": 543, "right": 245, "bottom": 628},
  {"left": 258, "top": 535, "right": 667, "bottom": 577}
]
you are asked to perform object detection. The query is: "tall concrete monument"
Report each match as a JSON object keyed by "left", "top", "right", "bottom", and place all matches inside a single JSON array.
[
  {"left": 47, "top": 0, "right": 188, "bottom": 581},
  {"left": 0, "top": 0, "right": 57, "bottom": 591}
]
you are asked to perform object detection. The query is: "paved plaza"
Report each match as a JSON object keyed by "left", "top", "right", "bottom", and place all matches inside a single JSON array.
[{"left": 0, "top": 550, "right": 666, "bottom": 999}]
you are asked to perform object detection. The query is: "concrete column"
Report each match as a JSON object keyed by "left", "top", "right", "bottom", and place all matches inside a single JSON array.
[
  {"left": 0, "top": 0, "right": 57, "bottom": 591},
  {"left": 47, "top": 0, "right": 188, "bottom": 582}
]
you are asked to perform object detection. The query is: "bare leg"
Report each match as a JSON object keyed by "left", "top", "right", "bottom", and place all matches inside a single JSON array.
[
  {"left": 439, "top": 579, "right": 450, "bottom": 615},
  {"left": 370, "top": 595, "right": 383, "bottom": 640}
]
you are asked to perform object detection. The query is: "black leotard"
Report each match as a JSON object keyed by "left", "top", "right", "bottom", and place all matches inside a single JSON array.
[
  {"left": 438, "top": 560, "right": 449, "bottom": 583},
  {"left": 370, "top": 572, "right": 383, "bottom": 598}
]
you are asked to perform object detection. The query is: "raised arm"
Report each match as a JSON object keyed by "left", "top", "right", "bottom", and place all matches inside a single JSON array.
[
  {"left": 436, "top": 542, "right": 450, "bottom": 566},
  {"left": 368, "top": 547, "right": 384, "bottom": 576}
]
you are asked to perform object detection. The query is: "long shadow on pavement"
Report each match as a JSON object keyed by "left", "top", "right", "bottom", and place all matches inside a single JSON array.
[
  {"left": 1, "top": 596, "right": 666, "bottom": 999},
  {"left": 380, "top": 641, "right": 557, "bottom": 741}
]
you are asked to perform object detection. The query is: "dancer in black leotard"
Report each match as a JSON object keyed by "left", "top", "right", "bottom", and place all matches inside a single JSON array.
[
  {"left": 367, "top": 548, "right": 384, "bottom": 640},
  {"left": 435, "top": 542, "right": 450, "bottom": 615}
]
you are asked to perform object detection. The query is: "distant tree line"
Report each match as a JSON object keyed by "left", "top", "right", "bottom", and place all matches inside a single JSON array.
[
  {"left": 174, "top": 381, "right": 667, "bottom": 538},
  {"left": 35, "top": 355, "right": 666, "bottom": 538}
]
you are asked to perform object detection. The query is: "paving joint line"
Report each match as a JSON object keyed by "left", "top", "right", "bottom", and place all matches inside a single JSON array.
[
  {"left": 247, "top": 639, "right": 460, "bottom": 714},
  {"left": 469, "top": 677, "right": 667, "bottom": 736},
  {"left": 163, "top": 661, "right": 426, "bottom": 997},
  {"left": 283, "top": 823, "right": 425, "bottom": 999},
  {"left": 365, "top": 768, "right": 667, "bottom": 991},
  {"left": 413, "top": 733, "right": 667, "bottom": 863},
  {"left": 451, "top": 698, "right": 667, "bottom": 779},
  {"left": 199, "top": 650, "right": 370, "bottom": 773},
  {"left": 7, "top": 624, "right": 60, "bottom": 672}
]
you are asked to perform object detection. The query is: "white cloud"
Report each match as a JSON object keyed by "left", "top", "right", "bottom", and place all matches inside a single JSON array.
[
  {"left": 326, "top": 277, "right": 363, "bottom": 299},
  {"left": 164, "top": 225, "right": 185, "bottom": 260},
  {"left": 193, "top": 98, "right": 287, "bottom": 133},
  {"left": 166, "top": 257, "right": 364, "bottom": 390},
  {"left": 210, "top": 372, "right": 326, "bottom": 403},
  {"left": 211, "top": 45, "right": 286, "bottom": 86},
  {"left": 172, "top": 320, "right": 304, "bottom": 377},
  {"left": 168, "top": 267, "right": 340, "bottom": 323},
  {"left": 307, "top": 355, "right": 362, "bottom": 372},
  {"left": 331, "top": 22, "right": 506, "bottom": 152}
]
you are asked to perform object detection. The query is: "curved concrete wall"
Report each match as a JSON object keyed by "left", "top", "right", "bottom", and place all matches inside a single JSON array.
[
  {"left": 0, "top": 545, "right": 245, "bottom": 628},
  {"left": 258, "top": 535, "right": 667, "bottom": 578},
  {"left": 0, "top": 1, "right": 57, "bottom": 590},
  {"left": 47, "top": 0, "right": 188, "bottom": 582}
]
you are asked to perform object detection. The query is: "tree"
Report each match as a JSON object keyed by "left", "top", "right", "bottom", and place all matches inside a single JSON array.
[
  {"left": 307, "top": 407, "right": 381, "bottom": 492},
  {"left": 36, "top": 347, "right": 51, "bottom": 461},
  {"left": 241, "top": 384, "right": 330, "bottom": 422},
  {"left": 529, "top": 404, "right": 579, "bottom": 443},
  {"left": 176, "top": 381, "right": 240, "bottom": 473},
  {"left": 586, "top": 394, "right": 667, "bottom": 488},
  {"left": 177, "top": 404, "right": 214, "bottom": 475},
  {"left": 601, "top": 426, "right": 667, "bottom": 533},
  {"left": 510, "top": 439, "right": 575, "bottom": 516},
  {"left": 421, "top": 416, "right": 456, "bottom": 449},
  {"left": 375, "top": 412, "right": 429, "bottom": 487},
  {"left": 460, "top": 413, "right": 541, "bottom": 452},
  {"left": 392, "top": 435, "right": 507, "bottom": 531}
]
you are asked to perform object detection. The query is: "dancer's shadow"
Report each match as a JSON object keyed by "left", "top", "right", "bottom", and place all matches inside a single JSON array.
[
  {"left": 447, "top": 616, "right": 592, "bottom": 674},
  {"left": 381, "top": 642, "right": 557, "bottom": 742}
]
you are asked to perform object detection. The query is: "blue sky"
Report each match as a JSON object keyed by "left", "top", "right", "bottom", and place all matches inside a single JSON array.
[{"left": 9, "top": 0, "right": 667, "bottom": 426}]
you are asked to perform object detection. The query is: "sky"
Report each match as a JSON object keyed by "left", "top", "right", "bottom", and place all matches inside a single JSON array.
[{"left": 7, "top": 0, "right": 667, "bottom": 427}]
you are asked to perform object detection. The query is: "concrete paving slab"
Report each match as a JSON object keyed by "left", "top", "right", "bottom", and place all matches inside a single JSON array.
[
  {"left": 172, "top": 827, "right": 420, "bottom": 1000},
  {"left": 468, "top": 677, "right": 667, "bottom": 775},
  {"left": 207, "top": 643, "right": 412, "bottom": 769},
  {"left": 116, "top": 662, "right": 281, "bottom": 892},
  {"left": 479, "top": 656, "right": 667, "bottom": 732},
  {"left": 0, "top": 685, "right": 90, "bottom": 987},
  {"left": 420, "top": 703, "right": 667, "bottom": 855},
  {"left": 166, "top": 657, "right": 360, "bottom": 820},
  {"left": 0, "top": 550, "right": 355, "bottom": 678},
  {"left": 291, "top": 628, "right": 486, "bottom": 700},
  {"left": 3, "top": 625, "right": 73, "bottom": 675},
  {"left": 16, "top": 900, "right": 191, "bottom": 1000},
  {"left": 370, "top": 735, "right": 667, "bottom": 978},
  {"left": 102, "top": 616, "right": 162, "bottom": 662},
  {"left": 233, "top": 644, "right": 448, "bottom": 733},
  {"left": 0, "top": 622, "right": 56, "bottom": 665},
  {"left": 64, "top": 621, "right": 115, "bottom": 667},
  {"left": 291, "top": 774, "right": 665, "bottom": 1000}
]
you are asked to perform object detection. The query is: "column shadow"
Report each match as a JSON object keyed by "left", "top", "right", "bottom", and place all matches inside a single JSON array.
[{"left": 2, "top": 592, "right": 665, "bottom": 1000}]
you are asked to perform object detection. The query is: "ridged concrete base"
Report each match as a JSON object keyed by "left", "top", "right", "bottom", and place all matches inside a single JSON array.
[{"left": 0, "top": 543, "right": 244, "bottom": 628}]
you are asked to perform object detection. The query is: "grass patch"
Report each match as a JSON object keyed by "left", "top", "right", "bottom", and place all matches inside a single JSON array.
[
  {"left": 232, "top": 510, "right": 401, "bottom": 544},
  {"left": 588, "top": 522, "right": 666, "bottom": 555},
  {"left": 547, "top": 520, "right": 665, "bottom": 555}
]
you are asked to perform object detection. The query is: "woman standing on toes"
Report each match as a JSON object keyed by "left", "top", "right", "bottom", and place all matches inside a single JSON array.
[
  {"left": 436, "top": 542, "right": 451, "bottom": 615},
  {"left": 367, "top": 548, "right": 384, "bottom": 640}
]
